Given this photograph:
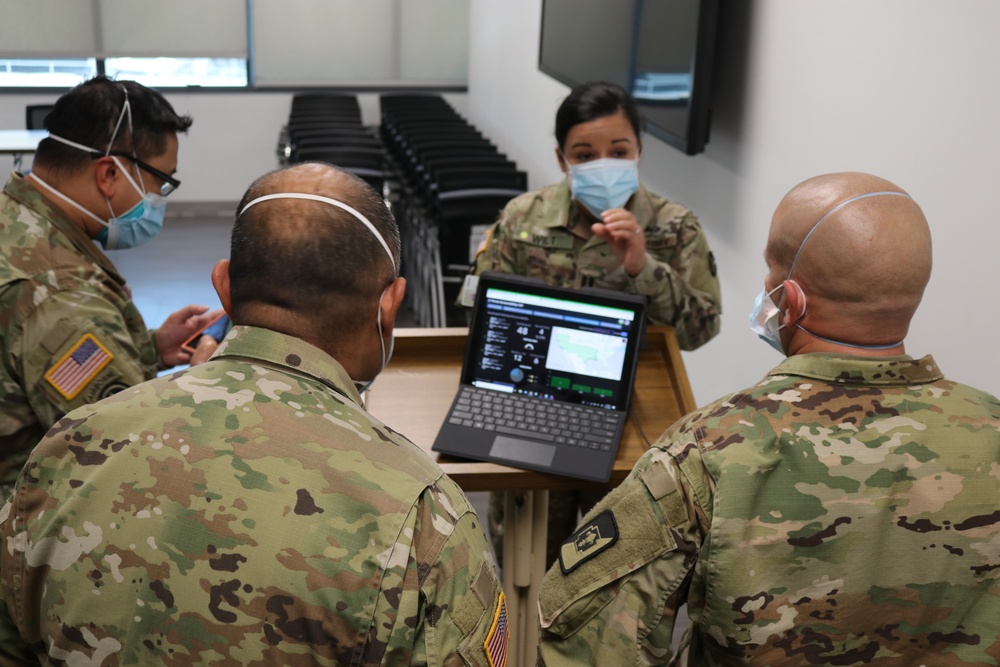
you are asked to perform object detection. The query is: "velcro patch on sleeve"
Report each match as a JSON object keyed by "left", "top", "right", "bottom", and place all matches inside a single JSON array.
[
  {"left": 44, "top": 333, "right": 113, "bottom": 400},
  {"left": 484, "top": 590, "right": 508, "bottom": 667},
  {"left": 559, "top": 510, "right": 619, "bottom": 575},
  {"left": 475, "top": 225, "right": 493, "bottom": 257}
]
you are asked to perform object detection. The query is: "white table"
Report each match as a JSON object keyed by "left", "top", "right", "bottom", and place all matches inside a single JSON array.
[{"left": 0, "top": 130, "right": 48, "bottom": 170}]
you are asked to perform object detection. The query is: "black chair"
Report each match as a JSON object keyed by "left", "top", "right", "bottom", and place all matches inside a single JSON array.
[{"left": 26, "top": 104, "right": 54, "bottom": 130}]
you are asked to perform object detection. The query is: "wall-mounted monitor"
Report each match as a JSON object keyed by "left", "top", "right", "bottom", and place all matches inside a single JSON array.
[{"left": 539, "top": 0, "right": 721, "bottom": 156}]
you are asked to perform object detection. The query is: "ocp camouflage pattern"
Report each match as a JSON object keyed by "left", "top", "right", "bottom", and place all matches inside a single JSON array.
[
  {"left": 0, "top": 325, "right": 504, "bottom": 666},
  {"left": 538, "top": 353, "right": 1000, "bottom": 666},
  {"left": 0, "top": 173, "right": 159, "bottom": 497},
  {"left": 473, "top": 180, "right": 721, "bottom": 351}
]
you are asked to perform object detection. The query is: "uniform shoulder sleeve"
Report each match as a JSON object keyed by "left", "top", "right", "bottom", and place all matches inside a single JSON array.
[
  {"left": 414, "top": 479, "right": 506, "bottom": 667},
  {"left": 15, "top": 289, "right": 156, "bottom": 427},
  {"left": 537, "top": 443, "right": 708, "bottom": 666}
]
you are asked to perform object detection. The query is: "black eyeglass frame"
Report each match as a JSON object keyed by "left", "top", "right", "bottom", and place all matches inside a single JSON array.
[{"left": 90, "top": 151, "right": 181, "bottom": 197}]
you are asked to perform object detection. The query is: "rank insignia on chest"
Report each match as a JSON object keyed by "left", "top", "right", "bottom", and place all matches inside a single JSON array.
[
  {"left": 45, "top": 333, "right": 114, "bottom": 400},
  {"left": 559, "top": 510, "right": 619, "bottom": 574}
]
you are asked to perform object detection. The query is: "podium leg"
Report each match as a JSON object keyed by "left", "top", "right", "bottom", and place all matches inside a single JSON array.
[{"left": 502, "top": 490, "right": 549, "bottom": 667}]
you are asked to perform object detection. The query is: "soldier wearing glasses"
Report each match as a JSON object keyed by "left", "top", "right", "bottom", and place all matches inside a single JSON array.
[{"left": 0, "top": 76, "right": 220, "bottom": 497}]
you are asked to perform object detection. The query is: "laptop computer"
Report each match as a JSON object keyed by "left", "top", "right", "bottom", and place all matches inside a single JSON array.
[{"left": 432, "top": 272, "right": 647, "bottom": 483}]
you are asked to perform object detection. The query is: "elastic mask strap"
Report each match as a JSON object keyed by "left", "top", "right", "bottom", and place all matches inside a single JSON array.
[
  {"left": 47, "top": 133, "right": 100, "bottom": 154},
  {"left": 108, "top": 87, "right": 131, "bottom": 157},
  {"left": 785, "top": 191, "right": 911, "bottom": 350},
  {"left": 239, "top": 192, "right": 395, "bottom": 272},
  {"left": 27, "top": 172, "right": 109, "bottom": 228},
  {"left": 795, "top": 325, "right": 903, "bottom": 350},
  {"left": 787, "top": 191, "right": 911, "bottom": 279},
  {"left": 356, "top": 284, "right": 390, "bottom": 395}
]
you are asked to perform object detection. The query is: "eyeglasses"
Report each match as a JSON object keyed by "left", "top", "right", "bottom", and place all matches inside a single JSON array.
[
  {"left": 91, "top": 151, "right": 181, "bottom": 196},
  {"left": 109, "top": 152, "right": 181, "bottom": 197}
]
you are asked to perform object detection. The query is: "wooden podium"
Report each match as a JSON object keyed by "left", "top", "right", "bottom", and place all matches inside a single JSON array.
[{"left": 365, "top": 325, "right": 696, "bottom": 666}]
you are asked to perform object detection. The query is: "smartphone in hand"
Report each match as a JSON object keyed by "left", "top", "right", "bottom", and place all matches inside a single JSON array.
[{"left": 180, "top": 313, "right": 232, "bottom": 355}]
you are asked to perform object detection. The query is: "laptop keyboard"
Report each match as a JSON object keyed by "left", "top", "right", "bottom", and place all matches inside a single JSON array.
[{"left": 447, "top": 385, "right": 621, "bottom": 451}]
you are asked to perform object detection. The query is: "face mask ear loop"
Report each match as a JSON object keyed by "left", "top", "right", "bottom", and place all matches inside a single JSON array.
[
  {"left": 357, "top": 286, "right": 390, "bottom": 396},
  {"left": 105, "top": 87, "right": 130, "bottom": 157}
]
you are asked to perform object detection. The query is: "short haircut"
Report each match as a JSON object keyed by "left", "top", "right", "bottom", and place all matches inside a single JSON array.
[
  {"left": 228, "top": 164, "right": 401, "bottom": 338},
  {"left": 555, "top": 81, "right": 644, "bottom": 150},
  {"left": 33, "top": 75, "right": 192, "bottom": 175}
]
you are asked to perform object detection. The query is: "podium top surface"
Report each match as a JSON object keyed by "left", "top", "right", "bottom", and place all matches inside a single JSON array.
[{"left": 364, "top": 326, "right": 696, "bottom": 492}]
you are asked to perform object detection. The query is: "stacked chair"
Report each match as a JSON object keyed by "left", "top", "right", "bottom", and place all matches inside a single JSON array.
[
  {"left": 277, "top": 93, "right": 386, "bottom": 192},
  {"left": 380, "top": 94, "right": 527, "bottom": 326}
]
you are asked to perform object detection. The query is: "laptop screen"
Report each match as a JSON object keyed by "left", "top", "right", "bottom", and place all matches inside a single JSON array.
[{"left": 463, "top": 274, "right": 646, "bottom": 412}]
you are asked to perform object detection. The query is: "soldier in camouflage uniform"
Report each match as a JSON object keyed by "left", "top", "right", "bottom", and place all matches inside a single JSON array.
[
  {"left": 537, "top": 172, "right": 1000, "bottom": 665},
  {"left": 0, "top": 76, "right": 220, "bottom": 498},
  {"left": 472, "top": 82, "right": 721, "bottom": 569},
  {"left": 0, "top": 163, "right": 508, "bottom": 666}
]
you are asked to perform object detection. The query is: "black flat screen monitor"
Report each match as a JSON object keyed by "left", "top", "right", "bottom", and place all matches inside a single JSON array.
[{"left": 539, "top": 0, "right": 720, "bottom": 156}]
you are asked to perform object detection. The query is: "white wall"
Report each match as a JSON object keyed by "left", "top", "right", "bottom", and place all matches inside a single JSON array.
[{"left": 467, "top": 0, "right": 1000, "bottom": 405}]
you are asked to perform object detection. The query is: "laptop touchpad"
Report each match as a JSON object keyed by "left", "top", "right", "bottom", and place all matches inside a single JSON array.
[{"left": 490, "top": 436, "right": 556, "bottom": 467}]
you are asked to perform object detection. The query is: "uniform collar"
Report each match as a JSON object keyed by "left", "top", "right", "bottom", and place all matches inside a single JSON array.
[
  {"left": 770, "top": 352, "right": 944, "bottom": 386},
  {"left": 211, "top": 325, "right": 364, "bottom": 406},
  {"left": 4, "top": 172, "right": 125, "bottom": 281}
]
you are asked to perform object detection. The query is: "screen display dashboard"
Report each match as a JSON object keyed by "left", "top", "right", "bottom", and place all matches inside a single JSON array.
[{"left": 468, "top": 286, "right": 640, "bottom": 410}]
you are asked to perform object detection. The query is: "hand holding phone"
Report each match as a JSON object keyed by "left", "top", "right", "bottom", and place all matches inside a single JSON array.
[{"left": 180, "top": 313, "right": 232, "bottom": 355}]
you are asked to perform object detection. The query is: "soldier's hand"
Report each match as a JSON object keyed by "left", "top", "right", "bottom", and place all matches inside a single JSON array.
[
  {"left": 156, "top": 305, "right": 222, "bottom": 368},
  {"left": 189, "top": 331, "right": 219, "bottom": 366},
  {"left": 591, "top": 208, "right": 647, "bottom": 277}
]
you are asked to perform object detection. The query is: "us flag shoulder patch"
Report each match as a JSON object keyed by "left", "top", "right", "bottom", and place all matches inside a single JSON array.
[
  {"left": 484, "top": 590, "right": 508, "bottom": 667},
  {"left": 45, "top": 334, "right": 113, "bottom": 400}
]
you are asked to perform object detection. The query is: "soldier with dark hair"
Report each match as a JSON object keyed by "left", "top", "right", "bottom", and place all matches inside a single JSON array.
[
  {"left": 473, "top": 80, "right": 722, "bottom": 570},
  {"left": 538, "top": 172, "right": 1000, "bottom": 665},
  {"left": 0, "top": 163, "right": 507, "bottom": 666},
  {"left": 0, "top": 76, "right": 219, "bottom": 496}
]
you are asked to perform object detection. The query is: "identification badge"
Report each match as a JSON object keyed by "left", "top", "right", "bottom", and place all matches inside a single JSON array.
[{"left": 459, "top": 274, "right": 480, "bottom": 307}]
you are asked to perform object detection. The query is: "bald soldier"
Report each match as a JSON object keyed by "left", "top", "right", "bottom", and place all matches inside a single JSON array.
[
  {"left": 537, "top": 172, "right": 1000, "bottom": 665},
  {"left": 0, "top": 163, "right": 507, "bottom": 666}
]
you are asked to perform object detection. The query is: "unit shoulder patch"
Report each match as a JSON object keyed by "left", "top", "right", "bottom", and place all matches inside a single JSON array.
[
  {"left": 44, "top": 333, "right": 114, "bottom": 400},
  {"left": 559, "top": 510, "right": 619, "bottom": 575}
]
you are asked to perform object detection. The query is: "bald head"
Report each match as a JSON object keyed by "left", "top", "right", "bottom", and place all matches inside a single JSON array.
[
  {"left": 766, "top": 172, "right": 932, "bottom": 346},
  {"left": 228, "top": 163, "right": 401, "bottom": 345}
]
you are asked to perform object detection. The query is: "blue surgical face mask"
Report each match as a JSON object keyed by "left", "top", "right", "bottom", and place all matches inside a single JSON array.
[
  {"left": 33, "top": 88, "right": 168, "bottom": 250},
  {"left": 566, "top": 157, "right": 639, "bottom": 217},
  {"left": 96, "top": 157, "right": 167, "bottom": 250},
  {"left": 27, "top": 165, "right": 165, "bottom": 250},
  {"left": 748, "top": 283, "right": 794, "bottom": 354}
]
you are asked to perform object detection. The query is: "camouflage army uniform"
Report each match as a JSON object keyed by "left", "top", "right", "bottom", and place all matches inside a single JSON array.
[
  {"left": 0, "top": 325, "right": 507, "bottom": 666},
  {"left": 474, "top": 180, "right": 722, "bottom": 568},
  {"left": 538, "top": 353, "right": 1000, "bottom": 666},
  {"left": 0, "top": 173, "right": 160, "bottom": 496},
  {"left": 472, "top": 180, "right": 721, "bottom": 351}
]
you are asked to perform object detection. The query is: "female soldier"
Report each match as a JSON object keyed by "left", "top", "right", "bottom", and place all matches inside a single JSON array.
[
  {"left": 473, "top": 80, "right": 722, "bottom": 566},
  {"left": 473, "top": 80, "right": 721, "bottom": 349}
]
